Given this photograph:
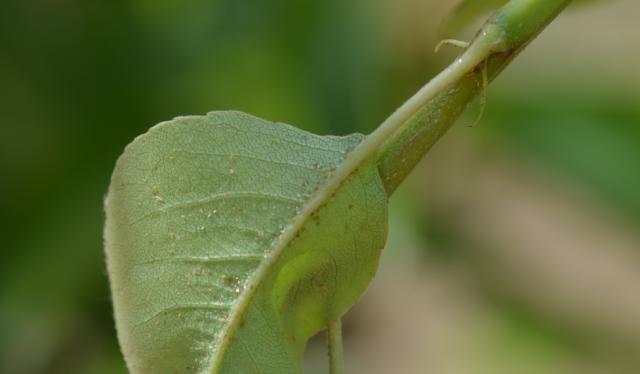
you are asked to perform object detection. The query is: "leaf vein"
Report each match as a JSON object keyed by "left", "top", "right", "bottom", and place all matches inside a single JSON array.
[
  {"left": 135, "top": 254, "right": 264, "bottom": 267},
  {"left": 138, "top": 303, "right": 231, "bottom": 328}
]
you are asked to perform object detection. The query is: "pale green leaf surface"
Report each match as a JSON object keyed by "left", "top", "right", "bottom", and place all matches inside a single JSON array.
[{"left": 105, "top": 111, "right": 388, "bottom": 373}]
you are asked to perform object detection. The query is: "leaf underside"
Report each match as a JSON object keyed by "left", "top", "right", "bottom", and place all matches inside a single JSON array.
[{"left": 105, "top": 111, "right": 388, "bottom": 373}]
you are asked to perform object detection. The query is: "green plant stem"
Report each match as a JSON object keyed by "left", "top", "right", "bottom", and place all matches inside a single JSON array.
[
  {"left": 376, "top": 0, "right": 571, "bottom": 195},
  {"left": 328, "top": 319, "right": 344, "bottom": 374}
]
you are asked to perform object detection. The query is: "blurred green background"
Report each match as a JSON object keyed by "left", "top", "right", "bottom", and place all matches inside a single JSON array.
[{"left": 1, "top": 0, "right": 639, "bottom": 373}]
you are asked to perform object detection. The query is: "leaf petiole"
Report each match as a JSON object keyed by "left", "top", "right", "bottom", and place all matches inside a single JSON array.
[
  {"left": 328, "top": 319, "right": 345, "bottom": 374},
  {"left": 376, "top": 0, "right": 572, "bottom": 194}
]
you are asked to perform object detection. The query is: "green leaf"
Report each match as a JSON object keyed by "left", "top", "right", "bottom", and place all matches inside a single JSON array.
[
  {"left": 106, "top": 1, "right": 575, "bottom": 371},
  {"left": 105, "top": 111, "right": 388, "bottom": 373}
]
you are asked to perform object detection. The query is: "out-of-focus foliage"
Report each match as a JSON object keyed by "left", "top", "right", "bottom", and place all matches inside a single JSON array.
[{"left": 1, "top": 0, "right": 638, "bottom": 373}]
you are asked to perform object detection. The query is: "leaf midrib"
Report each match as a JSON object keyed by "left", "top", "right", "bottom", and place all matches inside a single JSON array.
[
  {"left": 207, "top": 131, "right": 381, "bottom": 373},
  {"left": 208, "top": 39, "right": 496, "bottom": 371}
]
